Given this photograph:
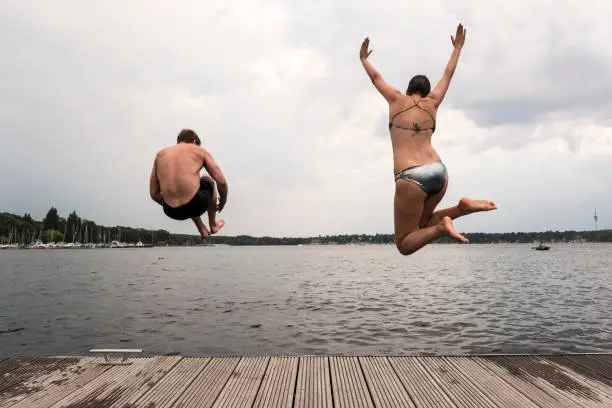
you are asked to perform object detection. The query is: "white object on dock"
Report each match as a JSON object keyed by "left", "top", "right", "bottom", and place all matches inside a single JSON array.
[{"left": 89, "top": 348, "right": 143, "bottom": 365}]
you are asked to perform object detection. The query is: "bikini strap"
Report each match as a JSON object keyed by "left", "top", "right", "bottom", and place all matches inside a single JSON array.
[
  {"left": 389, "top": 105, "right": 417, "bottom": 125},
  {"left": 416, "top": 105, "right": 436, "bottom": 128},
  {"left": 388, "top": 97, "right": 436, "bottom": 130}
]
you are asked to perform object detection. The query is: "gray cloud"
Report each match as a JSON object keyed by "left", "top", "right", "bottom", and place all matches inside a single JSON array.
[{"left": 1, "top": 0, "right": 611, "bottom": 237}]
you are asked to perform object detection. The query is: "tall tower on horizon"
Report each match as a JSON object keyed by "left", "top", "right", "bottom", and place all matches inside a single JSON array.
[{"left": 594, "top": 208, "right": 598, "bottom": 231}]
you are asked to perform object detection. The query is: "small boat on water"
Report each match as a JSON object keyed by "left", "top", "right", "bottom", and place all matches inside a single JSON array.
[{"left": 532, "top": 240, "right": 550, "bottom": 251}]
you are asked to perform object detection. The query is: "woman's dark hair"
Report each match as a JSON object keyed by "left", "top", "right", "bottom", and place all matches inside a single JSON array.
[
  {"left": 406, "top": 75, "right": 431, "bottom": 97},
  {"left": 176, "top": 129, "right": 201, "bottom": 145}
]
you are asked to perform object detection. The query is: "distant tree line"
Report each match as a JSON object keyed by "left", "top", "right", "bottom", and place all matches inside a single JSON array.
[
  {"left": 0, "top": 209, "right": 170, "bottom": 245},
  {"left": 1, "top": 208, "right": 610, "bottom": 246}
]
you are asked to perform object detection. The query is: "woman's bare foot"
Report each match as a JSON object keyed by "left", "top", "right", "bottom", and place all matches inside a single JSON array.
[
  {"left": 437, "top": 216, "right": 469, "bottom": 243},
  {"left": 211, "top": 219, "right": 225, "bottom": 234},
  {"left": 458, "top": 197, "right": 497, "bottom": 215}
]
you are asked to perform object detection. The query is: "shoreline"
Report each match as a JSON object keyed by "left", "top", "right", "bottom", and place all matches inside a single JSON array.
[{"left": 3, "top": 241, "right": 612, "bottom": 250}]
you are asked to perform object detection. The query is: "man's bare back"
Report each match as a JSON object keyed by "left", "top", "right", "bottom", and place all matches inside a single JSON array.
[
  {"left": 150, "top": 129, "right": 228, "bottom": 238},
  {"left": 155, "top": 143, "right": 210, "bottom": 207}
]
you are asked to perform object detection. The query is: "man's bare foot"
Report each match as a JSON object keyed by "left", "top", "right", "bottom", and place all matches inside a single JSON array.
[
  {"left": 458, "top": 197, "right": 497, "bottom": 215},
  {"left": 192, "top": 217, "right": 210, "bottom": 239},
  {"left": 199, "top": 225, "right": 210, "bottom": 239},
  {"left": 211, "top": 219, "right": 225, "bottom": 234},
  {"left": 437, "top": 216, "right": 469, "bottom": 243}
]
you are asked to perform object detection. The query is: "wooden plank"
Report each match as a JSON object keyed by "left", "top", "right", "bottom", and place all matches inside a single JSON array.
[
  {"left": 47, "top": 357, "right": 157, "bottom": 407},
  {"left": 125, "top": 357, "right": 209, "bottom": 408},
  {"left": 329, "top": 357, "right": 353, "bottom": 408},
  {"left": 0, "top": 358, "right": 95, "bottom": 407},
  {"left": 0, "top": 358, "right": 66, "bottom": 394},
  {"left": 359, "top": 356, "right": 415, "bottom": 408},
  {"left": 474, "top": 357, "right": 580, "bottom": 408},
  {"left": 0, "top": 358, "right": 40, "bottom": 391},
  {"left": 0, "top": 359, "right": 33, "bottom": 378},
  {"left": 418, "top": 356, "right": 497, "bottom": 408},
  {"left": 89, "top": 356, "right": 181, "bottom": 407},
  {"left": 593, "top": 355, "right": 612, "bottom": 365},
  {"left": 212, "top": 357, "right": 269, "bottom": 408},
  {"left": 475, "top": 356, "right": 580, "bottom": 408},
  {"left": 443, "top": 356, "right": 541, "bottom": 407},
  {"left": 505, "top": 356, "right": 609, "bottom": 408},
  {"left": 0, "top": 358, "right": 10, "bottom": 371},
  {"left": 330, "top": 356, "right": 373, "bottom": 408},
  {"left": 172, "top": 357, "right": 240, "bottom": 408},
  {"left": 9, "top": 358, "right": 109, "bottom": 408},
  {"left": 294, "top": 356, "right": 333, "bottom": 408},
  {"left": 253, "top": 357, "right": 298, "bottom": 408},
  {"left": 563, "top": 356, "right": 612, "bottom": 381},
  {"left": 551, "top": 356, "right": 612, "bottom": 385},
  {"left": 388, "top": 357, "right": 456, "bottom": 408},
  {"left": 538, "top": 357, "right": 612, "bottom": 401}
]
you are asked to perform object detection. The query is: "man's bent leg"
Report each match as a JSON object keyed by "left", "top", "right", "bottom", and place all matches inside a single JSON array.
[
  {"left": 192, "top": 217, "right": 209, "bottom": 239},
  {"left": 206, "top": 181, "right": 224, "bottom": 234}
]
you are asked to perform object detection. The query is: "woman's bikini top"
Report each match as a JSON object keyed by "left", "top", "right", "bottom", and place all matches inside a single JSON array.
[{"left": 388, "top": 97, "right": 436, "bottom": 133}]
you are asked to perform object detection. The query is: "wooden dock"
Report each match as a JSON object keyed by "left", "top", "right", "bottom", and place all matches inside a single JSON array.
[{"left": 1, "top": 354, "right": 611, "bottom": 407}]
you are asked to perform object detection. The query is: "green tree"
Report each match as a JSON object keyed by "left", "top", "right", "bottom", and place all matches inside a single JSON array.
[
  {"left": 155, "top": 229, "right": 171, "bottom": 243},
  {"left": 43, "top": 207, "right": 60, "bottom": 231},
  {"left": 66, "top": 211, "right": 81, "bottom": 243}
]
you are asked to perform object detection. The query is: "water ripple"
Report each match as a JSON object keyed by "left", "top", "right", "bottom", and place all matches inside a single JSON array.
[{"left": 0, "top": 243, "right": 611, "bottom": 357}]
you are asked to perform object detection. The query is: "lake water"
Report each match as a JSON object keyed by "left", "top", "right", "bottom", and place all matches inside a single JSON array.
[{"left": 1, "top": 244, "right": 611, "bottom": 357}]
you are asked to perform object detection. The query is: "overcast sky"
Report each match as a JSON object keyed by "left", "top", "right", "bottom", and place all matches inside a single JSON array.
[{"left": 1, "top": 0, "right": 610, "bottom": 237}]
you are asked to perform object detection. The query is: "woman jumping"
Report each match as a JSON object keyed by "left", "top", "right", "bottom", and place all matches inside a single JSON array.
[{"left": 360, "top": 23, "right": 497, "bottom": 255}]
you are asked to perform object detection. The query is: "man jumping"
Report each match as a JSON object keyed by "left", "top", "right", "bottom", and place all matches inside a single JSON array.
[{"left": 150, "top": 129, "right": 228, "bottom": 238}]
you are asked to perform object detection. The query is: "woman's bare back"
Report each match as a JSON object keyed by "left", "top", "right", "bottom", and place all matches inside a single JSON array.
[{"left": 388, "top": 95, "right": 441, "bottom": 172}]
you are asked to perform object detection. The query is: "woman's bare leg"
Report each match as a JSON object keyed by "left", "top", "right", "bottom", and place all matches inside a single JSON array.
[
  {"left": 397, "top": 219, "right": 469, "bottom": 255},
  {"left": 426, "top": 198, "right": 497, "bottom": 226},
  {"left": 417, "top": 177, "right": 497, "bottom": 228},
  {"left": 418, "top": 179, "right": 449, "bottom": 228},
  {"left": 394, "top": 181, "right": 468, "bottom": 256}
]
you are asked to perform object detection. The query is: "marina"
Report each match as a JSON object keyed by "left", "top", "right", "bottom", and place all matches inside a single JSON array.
[{"left": 0, "top": 240, "right": 153, "bottom": 250}]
